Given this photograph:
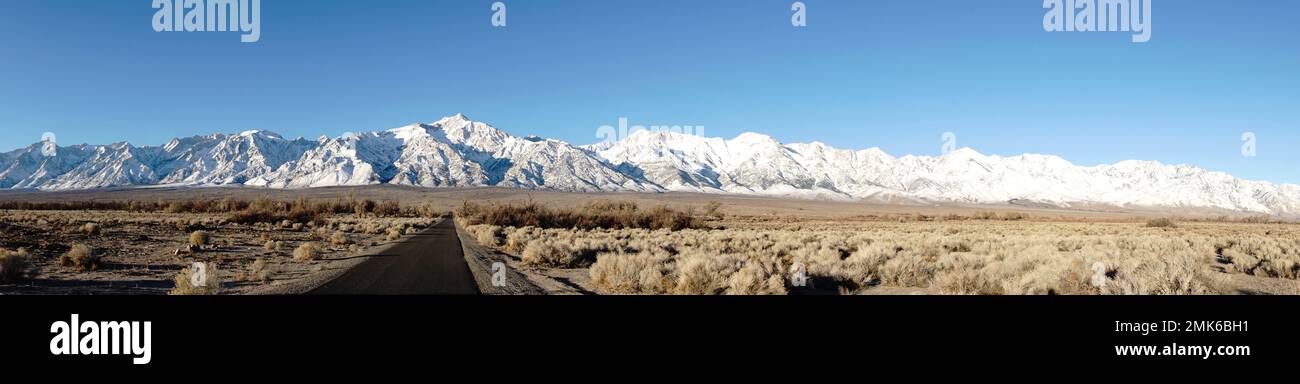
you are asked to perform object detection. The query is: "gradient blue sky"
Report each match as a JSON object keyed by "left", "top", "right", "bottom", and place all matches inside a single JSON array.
[{"left": 1, "top": 0, "right": 1297, "bottom": 183}]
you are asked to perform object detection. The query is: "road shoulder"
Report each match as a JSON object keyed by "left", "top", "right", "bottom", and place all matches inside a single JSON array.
[
  {"left": 456, "top": 220, "right": 566, "bottom": 295},
  {"left": 246, "top": 218, "right": 444, "bottom": 295}
]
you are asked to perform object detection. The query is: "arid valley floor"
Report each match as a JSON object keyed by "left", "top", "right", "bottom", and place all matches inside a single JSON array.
[{"left": 0, "top": 186, "right": 1296, "bottom": 295}]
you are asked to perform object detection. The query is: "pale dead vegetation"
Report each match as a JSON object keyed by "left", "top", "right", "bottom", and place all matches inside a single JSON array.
[
  {"left": 293, "top": 243, "right": 321, "bottom": 261},
  {"left": 245, "top": 258, "right": 271, "bottom": 282},
  {"left": 330, "top": 231, "right": 351, "bottom": 246},
  {"left": 82, "top": 222, "right": 101, "bottom": 236},
  {"left": 59, "top": 244, "right": 99, "bottom": 271},
  {"left": 169, "top": 262, "right": 221, "bottom": 295},
  {"left": 0, "top": 248, "right": 30, "bottom": 283},
  {"left": 189, "top": 230, "right": 211, "bottom": 246},
  {"left": 386, "top": 228, "right": 404, "bottom": 241}
]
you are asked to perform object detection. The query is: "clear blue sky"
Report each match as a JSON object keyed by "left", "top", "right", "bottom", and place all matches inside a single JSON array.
[{"left": 1, "top": 0, "right": 1297, "bottom": 183}]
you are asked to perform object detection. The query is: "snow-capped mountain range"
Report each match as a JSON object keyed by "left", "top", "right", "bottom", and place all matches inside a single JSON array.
[{"left": 3, "top": 114, "right": 1298, "bottom": 216}]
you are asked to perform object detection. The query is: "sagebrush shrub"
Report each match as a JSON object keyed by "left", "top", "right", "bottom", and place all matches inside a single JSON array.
[
  {"left": 0, "top": 248, "right": 31, "bottom": 283},
  {"left": 60, "top": 244, "right": 99, "bottom": 271},
  {"left": 170, "top": 262, "right": 221, "bottom": 295},
  {"left": 589, "top": 251, "right": 672, "bottom": 294},
  {"left": 293, "top": 243, "right": 321, "bottom": 261},
  {"left": 521, "top": 241, "right": 576, "bottom": 267},
  {"left": 190, "top": 231, "right": 210, "bottom": 246},
  {"left": 330, "top": 231, "right": 351, "bottom": 246}
]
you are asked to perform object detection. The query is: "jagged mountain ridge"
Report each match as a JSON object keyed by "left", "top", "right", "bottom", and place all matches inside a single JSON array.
[
  {"left": 588, "top": 130, "right": 1300, "bottom": 216},
  {"left": 3, "top": 114, "right": 1297, "bottom": 216},
  {"left": 1, "top": 115, "right": 655, "bottom": 194}
]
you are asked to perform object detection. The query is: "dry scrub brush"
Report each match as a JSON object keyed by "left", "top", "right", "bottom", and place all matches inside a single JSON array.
[
  {"left": 189, "top": 231, "right": 211, "bottom": 246},
  {"left": 386, "top": 228, "right": 404, "bottom": 241},
  {"left": 1146, "top": 218, "right": 1177, "bottom": 228},
  {"left": 330, "top": 231, "right": 351, "bottom": 246},
  {"left": 456, "top": 200, "right": 700, "bottom": 231},
  {"left": 170, "top": 262, "right": 221, "bottom": 295},
  {"left": 59, "top": 244, "right": 100, "bottom": 271},
  {"left": 245, "top": 259, "right": 271, "bottom": 282},
  {"left": 293, "top": 243, "right": 321, "bottom": 261},
  {"left": 82, "top": 222, "right": 102, "bottom": 236},
  {"left": 0, "top": 248, "right": 31, "bottom": 283}
]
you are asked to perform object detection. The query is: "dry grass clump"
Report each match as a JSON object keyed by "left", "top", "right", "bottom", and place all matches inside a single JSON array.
[
  {"left": 59, "top": 244, "right": 100, "bottom": 271},
  {"left": 245, "top": 259, "right": 270, "bottom": 282},
  {"left": 671, "top": 254, "right": 742, "bottom": 294},
  {"left": 478, "top": 226, "right": 502, "bottom": 247},
  {"left": 169, "top": 262, "right": 221, "bottom": 295},
  {"left": 189, "top": 230, "right": 211, "bottom": 246},
  {"left": 725, "top": 258, "right": 789, "bottom": 295},
  {"left": 82, "top": 222, "right": 102, "bottom": 236},
  {"left": 504, "top": 227, "right": 537, "bottom": 254},
  {"left": 1146, "top": 218, "right": 1177, "bottom": 228},
  {"left": 386, "top": 228, "right": 404, "bottom": 241},
  {"left": 588, "top": 250, "right": 673, "bottom": 294},
  {"left": 456, "top": 200, "right": 700, "bottom": 231},
  {"left": 293, "top": 243, "right": 321, "bottom": 261},
  {"left": 330, "top": 231, "right": 351, "bottom": 246},
  {"left": 465, "top": 225, "right": 503, "bottom": 247},
  {"left": 264, "top": 240, "right": 282, "bottom": 252},
  {"left": 0, "top": 248, "right": 31, "bottom": 283},
  {"left": 521, "top": 241, "right": 586, "bottom": 268}
]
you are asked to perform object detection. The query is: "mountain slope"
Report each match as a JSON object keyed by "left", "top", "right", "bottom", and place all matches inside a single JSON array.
[
  {"left": 3, "top": 114, "right": 1297, "bottom": 216},
  {"left": 590, "top": 130, "right": 1300, "bottom": 216}
]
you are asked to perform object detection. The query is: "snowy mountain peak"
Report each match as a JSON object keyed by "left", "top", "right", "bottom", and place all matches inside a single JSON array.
[
  {"left": 387, "top": 123, "right": 431, "bottom": 139},
  {"left": 941, "top": 147, "right": 983, "bottom": 159},
  {"left": 731, "top": 131, "right": 779, "bottom": 145},
  {"left": 434, "top": 113, "right": 474, "bottom": 127},
  {"left": 431, "top": 115, "right": 509, "bottom": 146},
  {"left": 859, "top": 147, "right": 893, "bottom": 158},
  {"left": 626, "top": 128, "right": 678, "bottom": 140}
]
